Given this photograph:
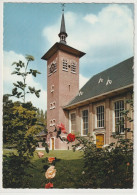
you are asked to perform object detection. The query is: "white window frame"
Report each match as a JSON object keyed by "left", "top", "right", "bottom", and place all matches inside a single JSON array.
[
  {"left": 71, "top": 62, "right": 76, "bottom": 73},
  {"left": 50, "top": 101, "right": 56, "bottom": 110},
  {"left": 50, "top": 119, "right": 56, "bottom": 127},
  {"left": 81, "top": 109, "right": 89, "bottom": 136},
  {"left": 69, "top": 112, "right": 76, "bottom": 134},
  {"left": 51, "top": 85, "right": 54, "bottom": 93},
  {"left": 113, "top": 99, "right": 125, "bottom": 134},
  {"left": 69, "top": 111, "right": 76, "bottom": 133},
  {"left": 96, "top": 105, "right": 105, "bottom": 128},
  {"left": 62, "top": 59, "right": 68, "bottom": 72},
  {"left": 95, "top": 103, "right": 105, "bottom": 129},
  {"left": 70, "top": 60, "right": 77, "bottom": 74}
]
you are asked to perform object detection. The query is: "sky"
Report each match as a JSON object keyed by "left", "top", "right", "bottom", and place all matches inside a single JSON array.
[{"left": 3, "top": 2, "right": 134, "bottom": 111}]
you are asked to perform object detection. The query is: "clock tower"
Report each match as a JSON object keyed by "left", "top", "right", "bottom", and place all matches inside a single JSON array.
[{"left": 41, "top": 10, "right": 85, "bottom": 150}]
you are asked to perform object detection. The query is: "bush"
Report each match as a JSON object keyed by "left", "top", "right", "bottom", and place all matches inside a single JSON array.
[
  {"left": 3, "top": 154, "right": 34, "bottom": 188},
  {"left": 72, "top": 136, "right": 133, "bottom": 188}
]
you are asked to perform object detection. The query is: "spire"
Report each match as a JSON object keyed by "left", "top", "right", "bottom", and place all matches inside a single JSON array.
[{"left": 58, "top": 4, "right": 68, "bottom": 44}]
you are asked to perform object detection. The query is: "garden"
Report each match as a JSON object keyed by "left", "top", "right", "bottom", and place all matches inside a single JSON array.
[{"left": 3, "top": 55, "right": 133, "bottom": 189}]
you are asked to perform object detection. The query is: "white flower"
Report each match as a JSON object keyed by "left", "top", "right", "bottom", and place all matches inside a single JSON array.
[{"left": 45, "top": 166, "right": 56, "bottom": 179}]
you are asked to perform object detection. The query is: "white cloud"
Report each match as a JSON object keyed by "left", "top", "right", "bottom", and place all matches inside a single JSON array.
[
  {"left": 84, "top": 14, "right": 98, "bottom": 24},
  {"left": 79, "top": 74, "right": 89, "bottom": 89},
  {"left": 42, "top": 4, "right": 133, "bottom": 75},
  {"left": 3, "top": 51, "right": 47, "bottom": 111}
]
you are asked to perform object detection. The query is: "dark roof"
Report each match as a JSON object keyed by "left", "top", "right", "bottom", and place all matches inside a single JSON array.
[
  {"left": 41, "top": 42, "right": 85, "bottom": 61},
  {"left": 59, "top": 13, "right": 67, "bottom": 36},
  {"left": 65, "top": 57, "right": 134, "bottom": 108}
]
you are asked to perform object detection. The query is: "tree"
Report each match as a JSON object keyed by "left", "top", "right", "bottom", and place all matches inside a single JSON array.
[
  {"left": 3, "top": 55, "right": 47, "bottom": 188},
  {"left": 3, "top": 94, "right": 14, "bottom": 144},
  {"left": 10, "top": 55, "right": 41, "bottom": 103}
]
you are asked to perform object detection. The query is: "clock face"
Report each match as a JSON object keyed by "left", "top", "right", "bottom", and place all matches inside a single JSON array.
[{"left": 49, "top": 62, "right": 56, "bottom": 74}]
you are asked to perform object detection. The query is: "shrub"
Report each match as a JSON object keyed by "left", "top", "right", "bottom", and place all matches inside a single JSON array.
[{"left": 72, "top": 136, "right": 133, "bottom": 188}]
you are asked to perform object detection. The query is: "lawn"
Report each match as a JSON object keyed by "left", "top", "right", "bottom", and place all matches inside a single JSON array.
[{"left": 3, "top": 149, "right": 84, "bottom": 188}]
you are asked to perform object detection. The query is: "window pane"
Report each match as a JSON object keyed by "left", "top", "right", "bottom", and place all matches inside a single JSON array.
[
  {"left": 71, "top": 113, "right": 76, "bottom": 134},
  {"left": 96, "top": 106, "right": 104, "bottom": 128},
  {"left": 114, "top": 100, "right": 124, "bottom": 133},
  {"left": 82, "top": 110, "right": 88, "bottom": 135}
]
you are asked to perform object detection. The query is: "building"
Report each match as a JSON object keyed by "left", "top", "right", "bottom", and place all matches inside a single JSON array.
[{"left": 42, "top": 11, "right": 133, "bottom": 150}]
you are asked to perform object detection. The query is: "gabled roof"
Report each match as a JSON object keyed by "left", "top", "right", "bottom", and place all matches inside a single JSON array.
[{"left": 64, "top": 57, "right": 134, "bottom": 109}]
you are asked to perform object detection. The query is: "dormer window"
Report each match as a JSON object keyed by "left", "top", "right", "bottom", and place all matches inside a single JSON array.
[
  {"left": 62, "top": 59, "right": 68, "bottom": 71},
  {"left": 79, "top": 91, "right": 83, "bottom": 96},
  {"left": 106, "top": 79, "right": 112, "bottom": 85},
  {"left": 98, "top": 78, "right": 103, "bottom": 83},
  {"left": 71, "top": 62, "right": 76, "bottom": 73}
]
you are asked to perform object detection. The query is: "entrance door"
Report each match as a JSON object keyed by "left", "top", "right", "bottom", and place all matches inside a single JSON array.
[
  {"left": 96, "top": 134, "right": 104, "bottom": 148},
  {"left": 51, "top": 138, "right": 54, "bottom": 150}
]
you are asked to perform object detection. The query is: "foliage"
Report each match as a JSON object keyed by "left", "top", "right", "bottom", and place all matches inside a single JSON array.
[
  {"left": 71, "top": 97, "right": 134, "bottom": 188},
  {"left": 3, "top": 154, "right": 34, "bottom": 188},
  {"left": 3, "top": 55, "right": 46, "bottom": 188},
  {"left": 10, "top": 54, "right": 41, "bottom": 103},
  {"left": 3, "top": 95, "right": 14, "bottom": 144},
  {"left": 3, "top": 150, "right": 84, "bottom": 188},
  {"left": 37, "top": 109, "right": 47, "bottom": 128},
  {"left": 72, "top": 136, "right": 133, "bottom": 188}
]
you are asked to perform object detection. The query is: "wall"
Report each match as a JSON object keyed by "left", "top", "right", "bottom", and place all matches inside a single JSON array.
[
  {"left": 67, "top": 91, "right": 133, "bottom": 147},
  {"left": 46, "top": 49, "right": 80, "bottom": 150}
]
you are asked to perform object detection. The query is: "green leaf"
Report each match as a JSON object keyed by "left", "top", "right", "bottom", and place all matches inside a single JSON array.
[
  {"left": 11, "top": 71, "right": 18, "bottom": 75},
  {"left": 45, "top": 143, "right": 49, "bottom": 153},
  {"left": 12, "top": 88, "right": 18, "bottom": 96},
  {"left": 25, "top": 55, "right": 35, "bottom": 61}
]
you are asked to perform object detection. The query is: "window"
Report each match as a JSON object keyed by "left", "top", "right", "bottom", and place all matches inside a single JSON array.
[
  {"left": 71, "top": 62, "right": 76, "bottom": 73},
  {"left": 62, "top": 59, "right": 68, "bottom": 71},
  {"left": 98, "top": 78, "right": 103, "bottom": 83},
  {"left": 106, "top": 79, "right": 112, "bottom": 85},
  {"left": 96, "top": 106, "right": 104, "bottom": 128},
  {"left": 50, "top": 119, "right": 56, "bottom": 127},
  {"left": 114, "top": 100, "right": 124, "bottom": 133},
  {"left": 70, "top": 113, "right": 76, "bottom": 134},
  {"left": 50, "top": 101, "right": 56, "bottom": 110},
  {"left": 51, "top": 85, "right": 54, "bottom": 93},
  {"left": 82, "top": 110, "right": 88, "bottom": 135}
]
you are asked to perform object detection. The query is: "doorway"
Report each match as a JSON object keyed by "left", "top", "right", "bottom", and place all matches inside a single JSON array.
[
  {"left": 96, "top": 134, "right": 104, "bottom": 148},
  {"left": 51, "top": 138, "right": 55, "bottom": 150}
]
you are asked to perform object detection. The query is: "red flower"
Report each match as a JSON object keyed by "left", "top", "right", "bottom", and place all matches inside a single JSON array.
[
  {"left": 67, "top": 133, "right": 75, "bottom": 142},
  {"left": 57, "top": 123, "right": 67, "bottom": 133},
  {"left": 45, "top": 182, "right": 53, "bottom": 189},
  {"left": 48, "top": 157, "right": 55, "bottom": 163},
  {"left": 127, "top": 162, "right": 130, "bottom": 166}
]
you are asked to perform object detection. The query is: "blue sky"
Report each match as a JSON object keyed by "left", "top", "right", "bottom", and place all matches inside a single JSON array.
[{"left": 3, "top": 3, "right": 134, "bottom": 111}]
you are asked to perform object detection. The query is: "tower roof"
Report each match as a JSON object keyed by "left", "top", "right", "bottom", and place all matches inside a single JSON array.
[
  {"left": 59, "top": 13, "right": 67, "bottom": 36},
  {"left": 41, "top": 42, "right": 85, "bottom": 61},
  {"left": 58, "top": 12, "right": 68, "bottom": 44}
]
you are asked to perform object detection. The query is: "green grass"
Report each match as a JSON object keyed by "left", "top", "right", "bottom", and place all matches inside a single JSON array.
[{"left": 3, "top": 149, "right": 84, "bottom": 189}]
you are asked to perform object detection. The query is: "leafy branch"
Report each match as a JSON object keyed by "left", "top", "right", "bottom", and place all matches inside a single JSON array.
[{"left": 10, "top": 55, "right": 41, "bottom": 103}]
